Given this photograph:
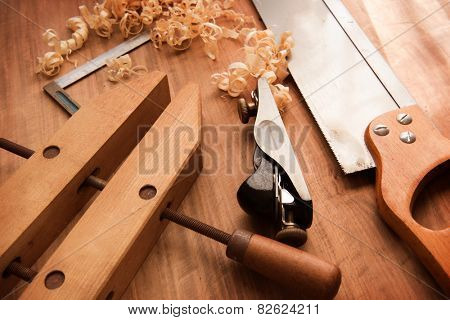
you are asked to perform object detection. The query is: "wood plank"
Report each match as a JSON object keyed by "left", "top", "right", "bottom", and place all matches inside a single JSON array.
[
  {"left": 0, "top": 0, "right": 448, "bottom": 299},
  {"left": 20, "top": 83, "right": 201, "bottom": 299},
  {"left": 0, "top": 72, "right": 170, "bottom": 297}
]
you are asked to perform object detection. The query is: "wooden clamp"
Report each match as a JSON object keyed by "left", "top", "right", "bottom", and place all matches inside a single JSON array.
[
  {"left": 19, "top": 83, "right": 202, "bottom": 299},
  {"left": 0, "top": 72, "right": 171, "bottom": 297}
]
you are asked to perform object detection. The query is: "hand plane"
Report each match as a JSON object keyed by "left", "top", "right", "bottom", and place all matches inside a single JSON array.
[{"left": 237, "top": 78, "right": 313, "bottom": 247}]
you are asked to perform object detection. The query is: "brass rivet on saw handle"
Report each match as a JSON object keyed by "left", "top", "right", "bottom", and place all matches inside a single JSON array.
[
  {"left": 396, "top": 113, "right": 413, "bottom": 125},
  {"left": 373, "top": 124, "right": 390, "bottom": 136}
]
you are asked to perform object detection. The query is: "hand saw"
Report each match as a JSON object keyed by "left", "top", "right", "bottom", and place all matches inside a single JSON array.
[
  {"left": 43, "top": 32, "right": 150, "bottom": 115},
  {"left": 253, "top": 0, "right": 450, "bottom": 295}
]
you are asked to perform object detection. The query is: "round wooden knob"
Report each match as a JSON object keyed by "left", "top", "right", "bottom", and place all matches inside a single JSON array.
[{"left": 237, "top": 98, "right": 257, "bottom": 124}]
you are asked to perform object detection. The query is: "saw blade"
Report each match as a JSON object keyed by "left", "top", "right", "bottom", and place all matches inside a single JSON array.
[{"left": 252, "top": 0, "right": 416, "bottom": 173}]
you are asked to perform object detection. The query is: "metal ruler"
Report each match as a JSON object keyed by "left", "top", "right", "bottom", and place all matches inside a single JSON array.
[{"left": 44, "top": 32, "right": 151, "bottom": 115}]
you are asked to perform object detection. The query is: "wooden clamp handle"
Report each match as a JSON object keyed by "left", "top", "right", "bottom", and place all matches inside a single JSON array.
[
  {"left": 365, "top": 105, "right": 450, "bottom": 295},
  {"left": 227, "top": 230, "right": 341, "bottom": 299}
]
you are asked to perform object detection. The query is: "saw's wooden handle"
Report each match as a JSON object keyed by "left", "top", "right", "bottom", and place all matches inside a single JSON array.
[
  {"left": 365, "top": 105, "right": 450, "bottom": 295},
  {"left": 226, "top": 230, "right": 341, "bottom": 299}
]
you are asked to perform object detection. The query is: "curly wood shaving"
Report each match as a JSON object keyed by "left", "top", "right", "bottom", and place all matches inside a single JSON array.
[
  {"left": 211, "top": 29, "right": 294, "bottom": 110},
  {"left": 119, "top": 9, "right": 144, "bottom": 38},
  {"left": 211, "top": 62, "right": 249, "bottom": 97},
  {"left": 200, "top": 22, "right": 223, "bottom": 60},
  {"left": 105, "top": 54, "right": 148, "bottom": 82},
  {"left": 79, "top": 5, "right": 114, "bottom": 38},
  {"left": 35, "top": 52, "right": 64, "bottom": 77},
  {"left": 104, "top": 0, "right": 129, "bottom": 20},
  {"left": 141, "top": 0, "right": 163, "bottom": 25},
  {"left": 217, "top": 9, "right": 255, "bottom": 40},
  {"left": 270, "top": 83, "right": 292, "bottom": 112},
  {"left": 166, "top": 20, "right": 192, "bottom": 50},
  {"left": 41, "top": 17, "right": 88, "bottom": 56},
  {"left": 36, "top": 17, "right": 88, "bottom": 76},
  {"left": 149, "top": 0, "right": 255, "bottom": 58}
]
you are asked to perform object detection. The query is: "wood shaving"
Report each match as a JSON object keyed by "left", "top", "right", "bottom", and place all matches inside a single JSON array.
[
  {"left": 147, "top": 0, "right": 255, "bottom": 58},
  {"left": 270, "top": 83, "right": 292, "bottom": 112},
  {"left": 35, "top": 52, "right": 64, "bottom": 77},
  {"left": 164, "top": 20, "right": 192, "bottom": 50},
  {"left": 119, "top": 9, "right": 144, "bottom": 38},
  {"left": 211, "top": 62, "right": 249, "bottom": 97},
  {"left": 141, "top": 0, "right": 163, "bottom": 25},
  {"left": 105, "top": 54, "right": 148, "bottom": 82},
  {"left": 200, "top": 23, "right": 223, "bottom": 60},
  {"left": 36, "top": 17, "right": 88, "bottom": 76},
  {"left": 105, "top": 0, "right": 128, "bottom": 20},
  {"left": 79, "top": 5, "right": 114, "bottom": 38},
  {"left": 211, "top": 29, "right": 295, "bottom": 110}
]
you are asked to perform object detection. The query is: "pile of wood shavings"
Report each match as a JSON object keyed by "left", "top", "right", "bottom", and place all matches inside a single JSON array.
[
  {"left": 105, "top": 54, "right": 148, "bottom": 82},
  {"left": 80, "top": 0, "right": 255, "bottom": 58},
  {"left": 211, "top": 29, "right": 294, "bottom": 111},
  {"left": 36, "top": 0, "right": 255, "bottom": 78},
  {"left": 35, "top": 1, "right": 293, "bottom": 109}
]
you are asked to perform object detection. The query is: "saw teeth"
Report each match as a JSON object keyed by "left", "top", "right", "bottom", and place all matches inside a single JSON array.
[{"left": 301, "top": 104, "right": 376, "bottom": 175}]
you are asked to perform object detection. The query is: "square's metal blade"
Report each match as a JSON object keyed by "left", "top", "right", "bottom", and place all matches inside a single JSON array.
[
  {"left": 253, "top": 0, "right": 416, "bottom": 173},
  {"left": 55, "top": 32, "right": 151, "bottom": 89}
]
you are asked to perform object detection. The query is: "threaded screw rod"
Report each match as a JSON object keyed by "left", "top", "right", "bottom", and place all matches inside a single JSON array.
[
  {"left": 161, "top": 208, "right": 232, "bottom": 245},
  {"left": 0, "top": 138, "right": 107, "bottom": 191},
  {"left": 0, "top": 138, "right": 34, "bottom": 159},
  {"left": 84, "top": 175, "right": 107, "bottom": 191},
  {"left": 3, "top": 261, "right": 37, "bottom": 283}
]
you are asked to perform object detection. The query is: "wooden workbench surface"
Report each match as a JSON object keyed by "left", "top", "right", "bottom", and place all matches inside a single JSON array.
[{"left": 0, "top": 0, "right": 448, "bottom": 299}]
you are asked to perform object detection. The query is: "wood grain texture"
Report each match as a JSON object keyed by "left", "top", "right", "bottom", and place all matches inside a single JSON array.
[
  {"left": 0, "top": 71, "right": 170, "bottom": 298},
  {"left": 0, "top": 0, "right": 449, "bottom": 299},
  {"left": 20, "top": 83, "right": 202, "bottom": 299},
  {"left": 365, "top": 105, "right": 450, "bottom": 295}
]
